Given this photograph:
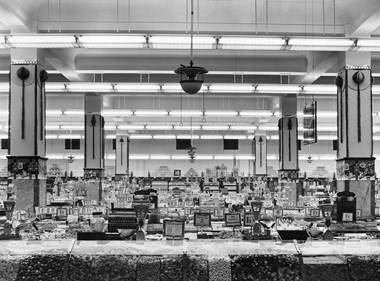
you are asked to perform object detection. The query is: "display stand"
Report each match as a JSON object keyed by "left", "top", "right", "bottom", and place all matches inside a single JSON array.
[
  {"left": 224, "top": 213, "right": 241, "bottom": 238},
  {"left": 194, "top": 212, "right": 212, "bottom": 239}
]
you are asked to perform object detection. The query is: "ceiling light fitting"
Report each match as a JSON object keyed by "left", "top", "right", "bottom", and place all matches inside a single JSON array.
[{"left": 174, "top": 0, "right": 208, "bottom": 95}]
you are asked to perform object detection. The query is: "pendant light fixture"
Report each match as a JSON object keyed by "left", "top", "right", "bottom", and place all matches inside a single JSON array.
[{"left": 174, "top": 0, "right": 208, "bottom": 95}]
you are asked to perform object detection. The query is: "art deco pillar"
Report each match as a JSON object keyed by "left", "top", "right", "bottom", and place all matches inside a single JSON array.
[
  {"left": 84, "top": 94, "right": 105, "bottom": 201},
  {"left": 278, "top": 95, "right": 299, "bottom": 206},
  {"left": 335, "top": 52, "right": 375, "bottom": 218},
  {"left": 7, "top": 49, "right": 48, "bottom": 211},
  {"left": 253, "top": 134, "right": 267, "bottom": 178},
  {"left": 115, "top": 135, "right": 130, "bottom": 180},
  {"left": 278, "top": 95, "right": 299, "bottom": 180}
]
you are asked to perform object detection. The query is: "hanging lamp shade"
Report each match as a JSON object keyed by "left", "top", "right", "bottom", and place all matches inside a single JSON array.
[{"left": 175, "top": 61, "right": 208, "bottom": 95}]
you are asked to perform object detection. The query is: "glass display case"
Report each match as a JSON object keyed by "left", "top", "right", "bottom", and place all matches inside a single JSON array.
[{"left": 0, "top": 239, "right": 379, "bottom": 280}]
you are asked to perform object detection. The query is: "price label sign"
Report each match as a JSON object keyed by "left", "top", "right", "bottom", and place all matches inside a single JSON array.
[
  {"left": 356, "top": 209, "right": 362, "bottom": 218},
  {"left": 163, "top": 220, "right": 185, "bottom": 238},
  {"left": 310, "top": 209, "right": 320, "bottom": 217},
  {"left": 243, "top": 213, "right": 255, "bottom": 226},
  {"left": 342, "top": 212, "right": 354, "bottom": 222},
  {"left": 194, "top": 212, "right": 211, "bottom": 227},
  {"left": 224, "top": 213, "right": 242, "bottom": 227},
  {"left": 273, "top": 208, "right": 283, "bottom": 218}
]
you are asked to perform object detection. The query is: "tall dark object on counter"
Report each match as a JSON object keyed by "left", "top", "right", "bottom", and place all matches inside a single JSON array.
[{"left": 336, "top": 190, "right": 356, "bottom": 223}]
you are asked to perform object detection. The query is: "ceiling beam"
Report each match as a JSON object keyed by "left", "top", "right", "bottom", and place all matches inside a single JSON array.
[
  {"left": 0, "top": 0, "right": 33, "bottom": 32},
  {"left": 346, "top": 0, "right": 380, "bottom": 37},
  {"left": 45, "top": 49, "right": 92, "bottom": 82},
  {"left": 290, "top": 52, "right": 337, "bottom": 85}
]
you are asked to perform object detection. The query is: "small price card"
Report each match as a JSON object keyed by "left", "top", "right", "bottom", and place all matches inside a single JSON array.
[
  {"left": 224, "top": 213, "right": 242, "bottom": 227},
  {"left": 163, "top": 220, "right": 185, "bottom": 238},
  {"left": 194, "top": 212, "right": 211, "bottom": 227},
  {"left": 310, "top": 209, "right": 320, "bottom": 217},
  {"left": 243, "top": 213, "right": 255, "bottom": 227},
  {"left": 342, "top": 212, "right": 354, "bottom": 222},
  {"left": 56, "top": 208, "right": 68, "bottom": 220},
  {"left": 273, "top": 208, "right": 283, "bottom": 218},
  {"left": 356, "top": 209, "right": 362, "bottom": 218}
]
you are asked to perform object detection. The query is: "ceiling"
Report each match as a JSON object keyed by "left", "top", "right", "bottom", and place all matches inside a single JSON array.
[{"left": 1, "top": 0, "right": 380, "bottom": 141}]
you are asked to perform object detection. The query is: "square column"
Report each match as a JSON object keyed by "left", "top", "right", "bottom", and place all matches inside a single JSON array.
[
  {"left": 335, "top": 52, "right": 375, "bottom": 218},
  {"left": 84, "top": 94, "right": 104, "bottom": 202},
  {"left": 7, "top": 49, "right": 49, "bottom": 211},
  {"left": 278, "top": 95, "right": 299, "bottom": 180},
  {"left": 253, "top": 134, "right": 267, "bottom": 178},
  {"left": 115, "top": 135, "right": 130, "bottom": 180}
]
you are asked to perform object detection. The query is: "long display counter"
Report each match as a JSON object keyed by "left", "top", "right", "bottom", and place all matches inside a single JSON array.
[{"left": 0, "top": 239, "right": 380, "bottom": 280}]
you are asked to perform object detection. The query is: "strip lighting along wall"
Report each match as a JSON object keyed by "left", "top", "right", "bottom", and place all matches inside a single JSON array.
[
  {"left": 4, "top": 134, "right": 377, "bottom": 141},
  {"left": 3, "top": 34, "right": 380, "bottom": 51},
  {"left": 2, "top": 154, "right": 371, "bottom": 161},
  {"left": 1, "top": 82, "right": 380, "bottom": 96}
]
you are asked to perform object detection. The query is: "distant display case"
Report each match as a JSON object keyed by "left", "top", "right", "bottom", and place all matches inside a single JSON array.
[{"left": 0, "top": 240, "right": 379, "bottom": 280}]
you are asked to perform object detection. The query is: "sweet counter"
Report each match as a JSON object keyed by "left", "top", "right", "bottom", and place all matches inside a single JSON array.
[{"left": 0, "top": 239, "right": 379, "bottom": 280}]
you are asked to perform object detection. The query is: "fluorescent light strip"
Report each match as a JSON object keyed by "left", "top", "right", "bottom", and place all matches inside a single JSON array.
[
  {"left": 130, "top": 155, "right": 150, "bottom": 159},
  {"left": 257, "top": 126, "right": 278, "bottom": 131},
  {"left": 46, "top": 109, "right": 64, "bottom": 116},
  {"left": 60, "top": 125, "right": 84, "bottom": 130},
  {"left": 78, "top": 35, "right": 144, "bottom": 48},
  {"left": 174, "top": 125, "right": 202, "bottom": 130},
  {"left": 171, "top": 155, "right": 191, "bottom": 160},
  {"left": 230, "top": 125, "right": 257, "bottom": 131},
  {"left": 236, "top": 155, "right": 255, "bottom": 160},
  {"left": 202, "top": 125, "right": 229, "bottom": 130},
  {"left": 45, "top": 134, "right": 58, "bottom": 139},
  {"left": 146, "top": 125, "right": 173, "bottom": 130},
  {"left": 150, "top": 155, "right": 171, "bottom": 160},
  {"left": 0, "top": 82, "right": 366, "bottom": 96},
  {"left": 177, "top": 135, "right": 200, "bottom": 139},
  {"left": 57, "top": 134, "right": 82, "bottom": 139},
  {"left": 105, "top": 135, "right": 116, "bottom": 139},
  {"left": 134, "top": 110, "right": 168, "bottom": 116},
  {"left": 4, "top": 34, "right": 380, "bottom": 52},
  {"left": 153, "top": 135, "right": 176, "bottom": 139},
  {"left": 118, "top": 125, "right": 144, "bottom": 130},
  {"left": 170, "top": 110, "right": 203, "bottom": 116},
  {"left": 214, "top": 155, "right": 235, "bottom": 160},
  {"left": 219, "top": 37, "right": 284, "bottom": 50},
  {"left": 195, "top": 155, "right": 213, "bottom": 160},
  {"left": 239, "top": 110, "right": 275, "bottom": 117},
  {"left": 201, "top": 135, "right": 223, "bottom": 140},
  {"left": 224, "top": 135, "right": 246, "bottom": 140},
  {"left": 7, "top": 35, "right": 77, "bottom": 48},
  {"left": 205, "top": 111, "right": 238, "bottom": 116},
  {"left": 45, "top": 125, "right": 60, "bottom": 130},
  {"left": 104, "top": 125, "right": 117, "bottom": 130},
  {"left": 102, "top": 110, "right": 133, "bottom": 116},
  {"left": 129, "top": 135, "right": 152, "bottom": 139},
  {"left": 150, "top": 36, "right": 214, "bottom": 49}
]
